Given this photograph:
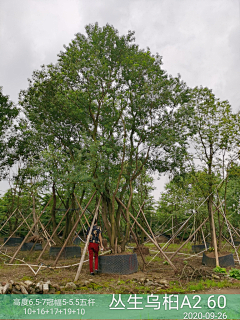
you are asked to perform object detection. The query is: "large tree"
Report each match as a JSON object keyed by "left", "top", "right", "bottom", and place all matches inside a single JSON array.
[
  {"left": 19, "top": 23, "right": 189, "bottom": 250},
  {"left": 0, "top": 87, "right": 19, "bottom": 178}
]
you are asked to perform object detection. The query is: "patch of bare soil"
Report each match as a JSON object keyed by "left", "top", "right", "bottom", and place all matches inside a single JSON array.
[{"left": 204, "top": 251, "right": 232, "bottom": 258}]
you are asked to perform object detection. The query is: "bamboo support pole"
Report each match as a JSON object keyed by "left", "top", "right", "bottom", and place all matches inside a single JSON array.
[
  {"left": 210, "top": 206, "right": 219, "bottom": 267},
  {"left": 3, "top": 250, "right": 112, "bottom": 272},
  {"left": 222, "top": 217, "right": 240, "bottom": 240},
  {"left": 215, "top": 201, "right": 240, "bottom": 265},
  {"left": 9, "top": 196, "right": 53, "bottom": 263},
  {"left": 74, "top": 196, "right": 101, "bottom": 281},
  {"left": 196, "top": 201, "right": 223, "bottom": 268},
  {"left": 0, "top": 208, "right": 18, "bottom": 232},
  {"left": 44, "top": 203, "right": 62, "bottom": 230},
  {"left": 170, "top": 217, "right": 209, "bottom": 260},
  {"left": 40, "top": 219, "right": 54, "bottom": 242},
  {"left": 57, "top": 225, "right": 65, "bottom": 236},
  {"left": 116, "top": 197, "right": 177, "bottom": 271},
  {"left": 222, "top": 235, "right": 237, "bottom": 249},
  {"left": 74, "top": 193, "right": 90, "bottom": 228},
  {"left": 146, "top": 224, "right": 191, "bottom": 266},
  {"left": 0, "top": 212, "right": 32, "bottom": 249},
  {"left": 39, "top": 220, "right": 55, "bottom": 247},
  {"left": 162, "top": 214, "right": 194, "bottom": 250},
  {"left": 53, "top": 192, "right": 96, "bottom": 267},
  {"left": 37, "top": 207, "right": 72, "bottom": 261},
  {"left": 130, "top": 202, "right": 145, "bottom": 233},
  {"left": 149, "top": 215, "right": 172, "bottom": 241},
  {"left": 17, "top": 209, "right": 35, "bottom": 236},
  {"left": 140, "top": 207, "right": 160, "bottom": 248},
  {"left": 120, "top": 205, "right": 146, "bottom": 271}
]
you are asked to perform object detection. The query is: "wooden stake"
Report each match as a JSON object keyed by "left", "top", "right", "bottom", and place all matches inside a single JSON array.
[
  {"left": 37, "top": 207, "right": 71, "bottom": 262},
  {"left": 53, "top": 192, "right": 96, "bottom": 267},
  {"left": 39, "top": 220, "right": 55, "bottom": 246},
  {"left": 74, "top": 193, "right": 90, "bottom": 228},
  {"left": 215, "top": 200, "right": 240, "bottom": 265},
  {"left": 116, "top": 197, "right": 177, "bottom": 271},
  {"left": 17, "top": 209, "right": 35, "bottom": 236},
  {"left": 0, "top": 212, "right": 32, "bottom": 249},
  {"left": 170, "top": 217, "right": 209, "bottom": 260},
  {"left": 210, "top": 206, "right": 219, "bottom": 267},
  {"left": 163, "top": 214, "right": 194, "bottom": 250},
  {"left": 9, "top": 196, "right": 53, "bottom": 263},
  {"left": 74, "top": 196, "right": 101, "bottom": 281},
  {"left": 0, "top": 208, "right": 18, "bottom": 233},
  {"left": 130, "top": 202, "right": 145, "bottom": 233},
  {"left": 120, "top": 205, "right": 146, "bottom": 271}
]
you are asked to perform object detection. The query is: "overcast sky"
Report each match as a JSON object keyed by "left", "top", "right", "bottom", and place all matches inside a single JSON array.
[{"left": 0, "top": 0, "right": 240, "bottom": 199}]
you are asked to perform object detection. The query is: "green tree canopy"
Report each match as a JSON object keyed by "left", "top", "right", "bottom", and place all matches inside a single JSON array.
[
  {"left": 18, "top": 23, "right": 190, "bottom": 249},
  {"left": 0, "top": 87, "right": 19, "bottom": 177}
]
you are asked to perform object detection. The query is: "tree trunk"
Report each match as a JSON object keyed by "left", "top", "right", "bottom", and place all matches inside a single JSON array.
[
  {"left": 32, "top": 194, "right": 39, "bottom": 235},
  {"left": 51, "top": 183, "right": 62, "bottom": 245}
]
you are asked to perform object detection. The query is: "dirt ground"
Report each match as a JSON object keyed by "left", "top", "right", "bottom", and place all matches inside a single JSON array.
[{"left": 1, "top": 241, "right": 240, "bottom": 295}]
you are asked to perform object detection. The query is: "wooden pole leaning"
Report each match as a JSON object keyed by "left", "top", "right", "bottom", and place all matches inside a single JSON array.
[
  {"left": 9, "top": 196, "right": 53, "bottom": 263},
  {"left": 39, "top": 220, "right": 55, "bottom": 246},
  {"left": 120, "top": 205, "right": 147, "bottom": 271},
  {"left": 116, "top": 197, "right": 177, "bottom": 271},
  {"left": 36, "top": 207, "right": 71, "bottom": 262},
  {"left": 0, "top": 208, "right": 18, "bottom": 233},
  {"left": 0, "top": 212, "right": 33, "bottom": 249},
  {"left": 170, "top": 217, "right": 209, "bottom": 261},
  {"left": 210, "top": 207, "right": 219, "bottom": 267},
  {"left": 74, "top": 196, "right": 101, "bottom": 281},
  {"left": 74, "top": 193, "right": 90, "bottom": 228},
  {"left": 217, "top": 210, "right": 240, "bottom": 240},
  {"left": 140, "top": 206, "right": 159, "bottom": 247},
  {"left": 215, "top": 201, "right": 240, "bottom": 265},
  {"left": 53, "top": 192, "right": 96, "bottom": 267},
  {"left": 72, "top": 194, "right": 91, "bottom": 244},
  {"left": 162, "top": 213, "right": 194, "bottom": 250},
  {"left": 17, "top": 209, "right": 35, "bottom": 236},
  {"left": 130, "top": 202, "right": 145, "bottom": 233}
]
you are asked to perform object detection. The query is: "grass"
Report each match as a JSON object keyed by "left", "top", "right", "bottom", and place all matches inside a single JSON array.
[
  {"left": 20, "top": 275, "right": 34, "bottom": 281},
  {"left": 145, "top": 255, "right": 163, "bottom": 263}
]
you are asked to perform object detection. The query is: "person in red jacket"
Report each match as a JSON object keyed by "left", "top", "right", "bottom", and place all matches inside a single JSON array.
[{"left": 86, "top": 220, "right": 104, "bottom": 275}]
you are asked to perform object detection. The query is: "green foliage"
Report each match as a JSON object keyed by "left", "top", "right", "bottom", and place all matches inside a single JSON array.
[
  {"left": 17, "top": 23, "right": 189, "bottom": 245},
  {"left": 213, "top": 266, "right": 227, "bottom": 274},
  {"left": 0, "top": 87, "right": 19, "bottom": 177},
  {"left": 229, "top": 268, "right": 240, "bottom": 280}
]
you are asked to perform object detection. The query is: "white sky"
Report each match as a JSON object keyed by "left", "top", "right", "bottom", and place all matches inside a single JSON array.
[{"left": 0, "top": 0, "right": 240, "bottom": 199}]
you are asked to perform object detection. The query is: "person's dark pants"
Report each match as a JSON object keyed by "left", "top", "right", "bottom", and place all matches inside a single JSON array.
[{"left": 88, "top": 242, "right": 99, "bottom": 273}]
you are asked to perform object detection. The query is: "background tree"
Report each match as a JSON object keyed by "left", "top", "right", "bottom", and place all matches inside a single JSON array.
[
  {"left": 180, "top": 86, "right": 239, "bottom": 248},
  {"left": 0, "top": 87, "right": 19, "bottom": 178}
]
